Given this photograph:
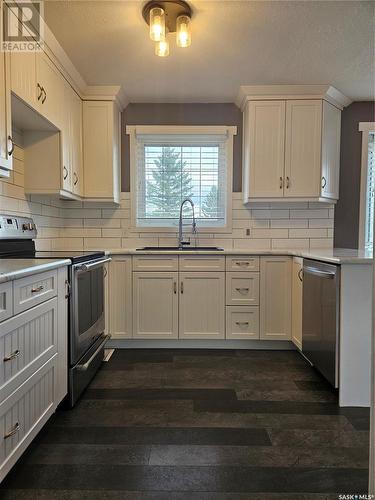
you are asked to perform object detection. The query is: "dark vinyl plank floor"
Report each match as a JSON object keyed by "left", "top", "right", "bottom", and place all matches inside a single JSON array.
[{"left": 0, "top": 349, "right": 370, "bottom": 499}]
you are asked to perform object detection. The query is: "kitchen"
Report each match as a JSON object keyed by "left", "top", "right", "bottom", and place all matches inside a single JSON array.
[{"left": 0, "top": 0, "right": 374, "bottom": 498}]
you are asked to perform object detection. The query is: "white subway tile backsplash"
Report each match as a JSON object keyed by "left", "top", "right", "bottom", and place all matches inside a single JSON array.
[{"left": 0, "top": 147, "right": 335, "bottom": 254}]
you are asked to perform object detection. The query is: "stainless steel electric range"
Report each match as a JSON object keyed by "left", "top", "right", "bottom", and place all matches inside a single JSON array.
[{"left": 0, "top": 214, "right": 111, "bottom": 407}]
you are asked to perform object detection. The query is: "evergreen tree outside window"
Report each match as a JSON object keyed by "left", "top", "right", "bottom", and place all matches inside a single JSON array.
[{"left": 127, "top": 126, "right": 236, "bottom": 231}]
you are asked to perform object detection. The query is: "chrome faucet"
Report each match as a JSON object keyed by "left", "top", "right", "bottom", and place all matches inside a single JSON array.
[{"left": 178, "top": 198, "right": 197, "bottom": 248}]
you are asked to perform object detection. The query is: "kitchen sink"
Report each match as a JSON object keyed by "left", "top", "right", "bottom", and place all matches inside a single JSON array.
[{"left": 136, "top": 246, "right": 224, "bottom": 251}]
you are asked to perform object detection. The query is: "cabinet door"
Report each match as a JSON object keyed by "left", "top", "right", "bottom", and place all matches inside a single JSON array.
[
  {"left": 226, "top": 306, "right": 259, "bottom": 340},
  {"left": 260, "top": 257, "right": 292, "bottom": 340},
  {"left": 133, "top": 272, "right": 178, "bottom": 339},
  {"left": 245, "top": 100, "right": 285, "bottom": 199},
  {"left": 36, "top": 51, "right": 64, "bottom": 128},
  {"left": 179, "top": 272, "right": 225, "bottom": 339},
  {"left": 108, "top": 257, "right": 132, "bottom": 339},
  {"left": 321, "top": 101, "right": 341, "bottom": 200},
  {"left": 226, "top": 272, "right": 260, "bottom": 306},
  {"left": 284, "top": 100, "right": 322, "bottom": 197},
  {"left": 83, "top": 101, "right": 115, "bottom": 199},
  {"left": 0, "top": 52, "right": 12, "bottom": 175},
  {"left": 61, "top": 82, "right": 72, "bottom": 193},
  {"left": 71, "top": 90, "right": 83, "bottom": 196},
  {"left": 291, "top": 257, "right": 303, "bottom": 350},
  {"left": 10, "top": 52, "right": 37, "bottom": 108}
]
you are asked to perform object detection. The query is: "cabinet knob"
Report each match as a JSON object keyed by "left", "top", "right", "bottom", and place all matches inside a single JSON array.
[
  {"left": 279, "top": 177, "right": 283, "bottom": 189},
  {"left": 41, "top": 87, "right": 46, "bottom": 104},
  {"left": 73, "top": 172, "right": 78, "bottom": 185},
  {"left": 298, "top": 269, "right": 303, "bottom": 282},
  {"left": 235, "top": 321, "right": 249, "bottom": 326},
  {"left": 235, "top": 287, "right": 249, "bottom": 294},
  {"left": 322, "top": 176, "right": 327, "bottom": 189},
  {"left": 286, "top": 177, "right": 290, "bottom": 189},
  {"left": 31, "top": 285, "right": 44, "bottom": 293},
  {"left": 63, "top": 166, "right": 68, "bottom": 180}
]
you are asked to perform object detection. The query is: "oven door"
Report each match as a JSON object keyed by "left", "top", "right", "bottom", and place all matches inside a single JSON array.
[{"left": 70, "top": 257, "right": 111, "bottom": 365}]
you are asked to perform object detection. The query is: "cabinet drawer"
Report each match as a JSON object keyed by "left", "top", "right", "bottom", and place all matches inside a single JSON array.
[
  {"left": 226, "top": 306, "right": 260, "bottom": 339},
  {"left": 0, "top": 298, "right": 58, "bottom": 402},
  {"left": 0, "top": 282, "right": 12, "bottom": 324},
  {"left": 226, "top": 256, "right": 260, "bottom": 272},
  {"left": 133, "top": 256, "right": 178, "bottom": 272},
  {"left": 0, "top": 355, "right": 56, "bottom": 482},
  {"left": 13, "top": 270, "right": 57, "bottom": 314},
  {"left": 179, "top": 256, "right": 225, "bottom": 272},
  {"left": 226, "top": 272, "right": 260, "bottom": 306}
]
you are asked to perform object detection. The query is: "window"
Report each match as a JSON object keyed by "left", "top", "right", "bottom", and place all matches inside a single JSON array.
[
  {"left": 359, "top": 123, "right": 375, "bottom": 251},
  {"left": 127, "top": 126, "right": 236, "bottom": 231}
]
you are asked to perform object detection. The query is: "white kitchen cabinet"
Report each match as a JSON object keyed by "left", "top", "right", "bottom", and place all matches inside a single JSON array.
[
  {"left": 321, "top": 101, "right": 341, "bottom": 200},
  {"left": 226, "top": 272, "right": 260, "bottom": 306},
  {"left": 0, "top": 50, "right": 12, "bottom": 177},
  {"left": 284, "top": 100, "right": 322, "bottom": 197},
  {"left": 242, "top": 96, "right": 342, "bottom": 203},
  {"left": 226, "top": 306, "right": 259, "bottom": 340},
  {"left": 10, "top": 50, "right": 37, "bottom": 109},
  {"left": 107, "top": 257, "right": 132, "bottom": 339},
  {"left": 179, "top": 272, "right": 225, "bottom": 339},
  {"left": 35, "top": 51, "right": 64, "bottom": 129},
  {"left": 243, "top": 100, "right": 285, "bottom": 199},
  {"left": 260, "top": 256, "right": 292, "bottom": 340},
  {"left": 133, "top": 272, "right": 178, "bottom": 339},
  {"left": 291, "top": 257, "right": 303, "bottom": 350},
  {"left": 83, "top": 101, "right": 120, "bottom": 203},
  {"left": 0, "top": 282, "right": 12, "bottom": 323},
  {"left": 61, "top": 82, "right": 83, "bottom": 196}
]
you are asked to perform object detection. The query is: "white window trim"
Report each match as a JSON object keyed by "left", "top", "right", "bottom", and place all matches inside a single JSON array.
[
  {"left": 126, "top": 125, "right": 236, "bottom": 233},
  {"left": 358, "top": 122, "right": 375, "bottom": 250}
]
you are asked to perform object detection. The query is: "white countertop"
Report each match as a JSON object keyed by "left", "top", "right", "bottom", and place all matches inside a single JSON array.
[
  {"left": 106, "top": 247, "right": 373, "bottom": 265},
  {"left": 0, "top": 259, "right": 71, "bottom": 283}
]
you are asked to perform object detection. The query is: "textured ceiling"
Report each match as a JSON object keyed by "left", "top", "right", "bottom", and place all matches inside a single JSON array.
[{"left": 44, "top": 0, "right": 375, "bottom": 102}]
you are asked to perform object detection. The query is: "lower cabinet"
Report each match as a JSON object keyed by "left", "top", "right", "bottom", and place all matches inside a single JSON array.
[
  {"left": 133, "top": 272, "right": 178, "bottom": 339},
  {"left": 226, "top": 306, "right": 259, "bottom": 339},
  {"left": 107, "top": 257, "right": 132, "bottom": 339},
  {"left": 260, "top": 256, "right": 292, "bottom": 340},
  {"left": 179, "top": 272, "right": 225, "bottom": 339},
  {"left": 0, "top": 355, "right": 57, "bottom": 482},
  {"left": 291, "top": 257, "right": 303, "bottom": 349}
]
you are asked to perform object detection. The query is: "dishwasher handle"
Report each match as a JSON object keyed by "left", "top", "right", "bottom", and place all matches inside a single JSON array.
[{"left": 303, "top": 266, "right": 336, "bottom": 279}]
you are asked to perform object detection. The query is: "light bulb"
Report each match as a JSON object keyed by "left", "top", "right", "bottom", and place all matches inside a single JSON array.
[
  {"left": 155, "top": 38, "right": 169, "bottom": 57},
  {"left": 149, "top": 7, "right": 165, "bottom": 42},
  {"left": 176, "top": 15, "right": 191, "bottom": 48}
]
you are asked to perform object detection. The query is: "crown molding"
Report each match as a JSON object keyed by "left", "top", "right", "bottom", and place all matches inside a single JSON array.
[
  {"left": 83, "top": 85, "right": 129, "bottom": 110},
  {"left": 235, "top": 85, "right": 352, "bottom": 111}
]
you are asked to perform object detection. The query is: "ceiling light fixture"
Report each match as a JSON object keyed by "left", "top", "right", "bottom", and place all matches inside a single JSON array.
[{"left": 142, "top": 0, "right": 192, "bottom": 57}]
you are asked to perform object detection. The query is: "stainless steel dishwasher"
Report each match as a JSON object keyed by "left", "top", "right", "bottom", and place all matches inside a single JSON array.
[{"left": 302, "top": 259, "right": 340, "bottom": 387}]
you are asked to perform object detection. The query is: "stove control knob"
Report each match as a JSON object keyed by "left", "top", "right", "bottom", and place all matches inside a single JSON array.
[{"left": 22, "top": 223, "right": 34, "bottom": 231}]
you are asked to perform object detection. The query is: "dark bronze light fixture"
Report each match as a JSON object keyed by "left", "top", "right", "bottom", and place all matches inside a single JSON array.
[{"left": 142, "top": 0, "right": 192, "bottom": 57}]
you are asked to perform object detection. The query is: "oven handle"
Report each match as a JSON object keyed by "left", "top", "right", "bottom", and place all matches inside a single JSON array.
[
  {"left": 76, "top": 335, "right": 110, "bottom": 371},
  {"left": 75, "top": 257, "right": 111, "bottom": 273}
]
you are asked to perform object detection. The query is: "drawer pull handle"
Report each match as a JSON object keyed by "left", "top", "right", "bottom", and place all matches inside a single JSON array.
[
  {"left": 235, "top": 262, "right": 250, "bottom": 266},
  {"left": 31, "top": 285, "right": 44, "bottom": 293},
  {"left": 4, "top": 422, "right": 20, "bottom": 439},
  {"left": 3, "top": 349, "right": 20, "bottom": 362},
  {"left": 235, "top": 287, "right": 249, "bottom": 293},
  {"left": 235, "top": 321, "right": 249, "bottom": 326}
]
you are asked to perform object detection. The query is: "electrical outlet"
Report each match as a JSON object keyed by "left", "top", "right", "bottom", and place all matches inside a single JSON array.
[{"left": 246, "top": 228, "right": 251, "bottom": 236}]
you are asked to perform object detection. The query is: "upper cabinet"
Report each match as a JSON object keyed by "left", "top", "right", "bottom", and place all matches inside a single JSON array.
[
  {"left": 243, "top": 100, "right": 285, "bottom": 199},
  {"left": 0, "top": 52, "right": 13, "bottom": 177},
  {"left": 83, "top": 101, "right": 120, "bottom": 204},
  {"left": 240, "top": 86, "right": 349, "bottom": 204}
]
